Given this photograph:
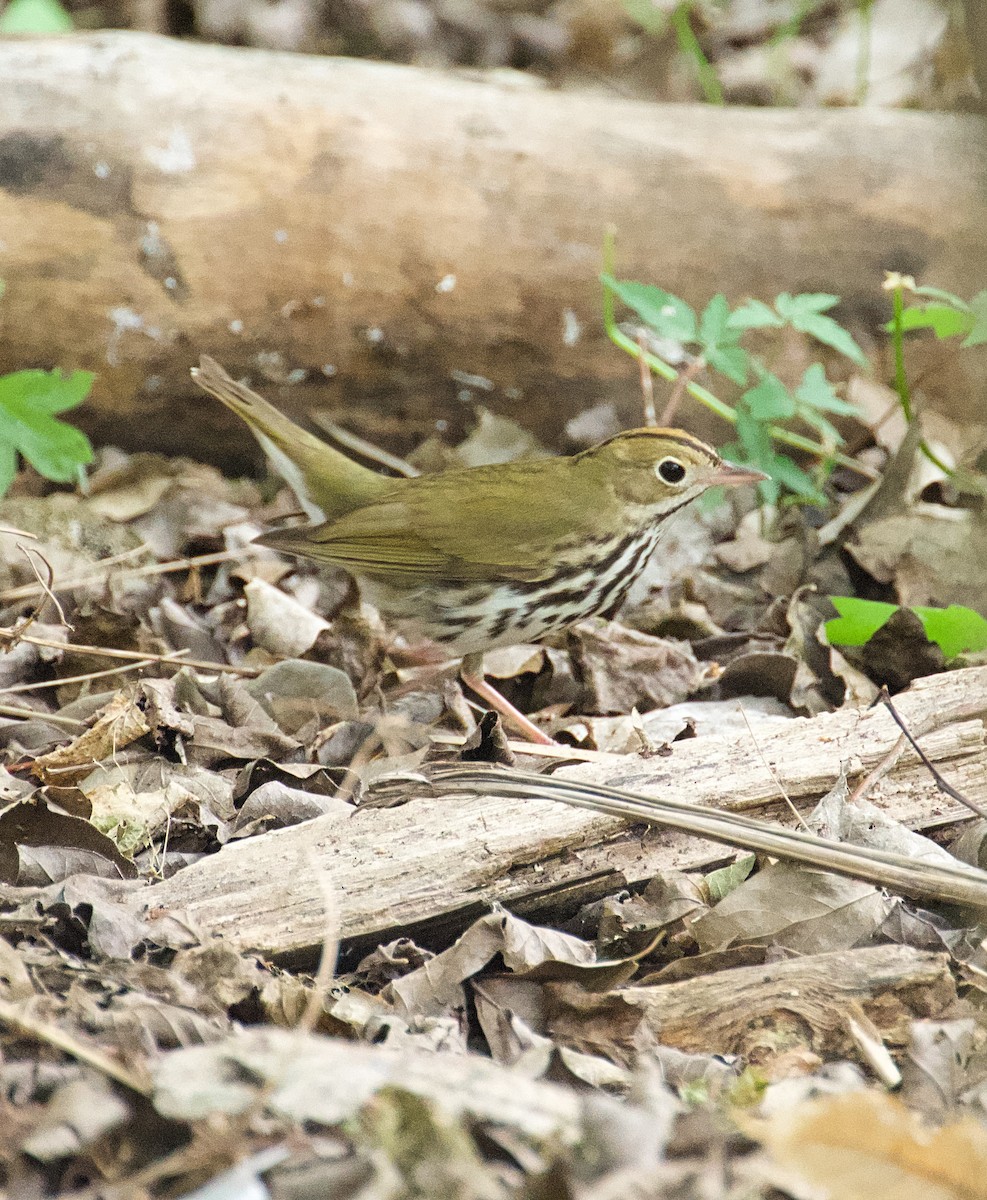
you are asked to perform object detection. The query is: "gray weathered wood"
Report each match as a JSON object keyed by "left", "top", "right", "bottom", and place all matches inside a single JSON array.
[
  {"left": 567, "top": 944, "right": 956, "bottom": 1056},
  {"left": 131, "top": 667, "right": 987, "bottom": 960}
]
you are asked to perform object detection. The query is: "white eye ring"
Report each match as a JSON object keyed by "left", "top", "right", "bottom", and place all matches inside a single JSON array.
[{"left": 656, "top": 457, "right": 687, "bottom": 485}]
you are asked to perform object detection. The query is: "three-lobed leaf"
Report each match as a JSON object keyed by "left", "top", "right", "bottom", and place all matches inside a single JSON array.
[
  {"left": 600, "top": 274, "right": 698, "bottom": 343},
  {"left": 744, "top": 372, "right": 795, "bottom": 422},
  {"left": 699, "top": 294, "right": 748, "bottom": 384},
  {"left": 894, "top": 304, "right": 972, "bottom": 339},
  {"left": 775, "top": 293, "right": 869, "bottom": 366},
  {"left": 727, "top": 299, "right": 784, "bottom": 331},
  {"left": 0, "top": 369, "right": 95, "bottom": 496},
  {"left": 889, "top": 288, "right": 987, "bottom": 347}
]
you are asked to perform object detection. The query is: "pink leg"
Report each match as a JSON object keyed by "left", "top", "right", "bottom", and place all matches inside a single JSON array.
[{"left": 460, "top": 652, "right": 555, "bottom": 746}]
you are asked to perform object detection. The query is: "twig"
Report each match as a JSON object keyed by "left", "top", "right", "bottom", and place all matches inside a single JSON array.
[
  {"left": 17, "top": 542, "right": 71, "bottom": 630},
  {"left": 660, "top": 355, "right": 706, "bottom": 427},
  {"left": 637, "top": 329, "right": 657, "bottom": 427},
  {"left": 737, "top": 702, "right": 809, "bottom": 831},
  {"left": 334, "top": 725, "right": 382, "bottom": 806},
  {"left": 0, "top": 547, "right": 254, "bottom": 604},
  {"left": 875, "top": 687, "right": 987, "bottom": 820},
  {"left": 0, "top": 997, "right": 150, "bottom": 1094},
  {"left": 0, "top": 703, "right": 85, "bottom": 728},
  {"left": 429, "top": 764, "right": 987, "bottom": 908},
  {"left": 2, "top": 656, "right": 164, "bottom": 694},
  {"left": 847, "top": 731, "right": 909, "bottom": 805},
  {"left": 297, "top": 852, "right": 341, "bottom": 1035},
  {"left": 845, "top": 1003, "right": 901, "bottom": 1089},
  {"left": 0, "top": 630, "right": 260, "bottom": 677}
]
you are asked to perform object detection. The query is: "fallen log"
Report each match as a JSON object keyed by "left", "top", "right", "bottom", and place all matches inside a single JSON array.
[
  {"left": 131, "top": 667, "right": 987, "bottom": 962},
  {"left": 548, "top": 944, "right": 957, "bottom": 1058},
  {"left": 2, "top": 32, "right": 986, "bottom": 462}
]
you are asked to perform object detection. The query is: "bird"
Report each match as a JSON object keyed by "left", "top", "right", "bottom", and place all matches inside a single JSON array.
[{"left": 192, "top": 356, "right": 765, "bottom": 743}]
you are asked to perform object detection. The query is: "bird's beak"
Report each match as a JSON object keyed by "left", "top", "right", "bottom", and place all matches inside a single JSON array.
[{"left": 709, "top": 460, "right": 769, "bottom": 487}]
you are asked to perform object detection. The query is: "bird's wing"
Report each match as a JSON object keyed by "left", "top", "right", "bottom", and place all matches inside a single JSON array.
[
  {"left": 258, "top": 459, "right": 612, "bottom": 582},
  {"left": 259, "top": 499, "right": 470, "bottom": 580}
]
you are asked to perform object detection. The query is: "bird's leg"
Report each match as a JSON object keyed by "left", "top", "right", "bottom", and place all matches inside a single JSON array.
[{"left": 459, "top": 651, "right": 555, "bottom": 746}]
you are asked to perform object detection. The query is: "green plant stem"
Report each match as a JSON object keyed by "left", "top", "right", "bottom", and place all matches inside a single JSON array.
[
  {"left": 855, "top": 0, "right": 874, "bottom": 103},
  {"left": 889, "top": 283, "right": 913, "bottom": 421},
  {"left": 600, "top": 265, "right": 876, "bottom": 479},
  {"left": 887, "top": 276, "right": 956, "bottom": 477},
  {"left": 671, "top": 3, "right": 724, "bottom": 105}
]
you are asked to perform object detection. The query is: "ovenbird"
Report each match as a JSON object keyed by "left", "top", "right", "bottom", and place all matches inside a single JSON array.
[{"left": 192, "top": 356, "right": 765, "bottom": 742}]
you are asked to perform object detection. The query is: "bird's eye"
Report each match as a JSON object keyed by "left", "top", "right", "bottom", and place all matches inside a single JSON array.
[{"left": 656, "top": 458, "right": 686, "bottom": 484}]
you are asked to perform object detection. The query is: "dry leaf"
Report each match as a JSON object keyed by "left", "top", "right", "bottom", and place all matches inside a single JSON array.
[
  {"left": 28, "top": 691, "right": 152, "bottom": 787},
  {"left": 692, "top": 864, "right": 891, "bottom": 955},
  {"left": 244, "top": 577, "right": 331, "bottom": 656},
  {"left": 743, "top": 1088, "right": 987, "bottom": 1200}
]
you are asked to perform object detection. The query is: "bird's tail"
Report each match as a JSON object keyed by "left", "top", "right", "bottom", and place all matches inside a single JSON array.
[{"left": 191, "top": 356, "right": 391, "bottom": 521}]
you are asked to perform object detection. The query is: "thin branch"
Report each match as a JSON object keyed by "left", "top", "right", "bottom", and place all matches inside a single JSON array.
[
  {"left": 0, "top": 703, "right": 86, "bottom": 728},
  {"left": 660, "top": 354, "right": 706, "bottom": 427},
  {"left": 3, "top": 656, "right": 163, "bottom": 694},
  {"left": 876, "top": 687, "right": 987, "bottom": 820},
  {"left": 0, "top": 630, "right": 260, "bottom": 677},
  {"left": 17, "top": 542, "right": 71, "bottom": 630},
  {"left": 0, "top": 547, "right": 255, "bottom": 605},
  {"left": 848, "top": 731, "right": 909, "bottom": 804},
  {"left": 737, "top": 702, "right": 809, "bottom": 831},
  {"left": 0, "top": 997, "right": 150, "bottom": 1095},
  {"left": 297, "top": 852, "right": 341, "bottom": 1035},
  {"left": 429, "top": 764, "right": 987, "bottom": 908},
  {"left": 636, "top": 329, "right": 657, "bottom": 427}
]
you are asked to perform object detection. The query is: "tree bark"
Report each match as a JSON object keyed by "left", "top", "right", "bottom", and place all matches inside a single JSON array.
[{"left": 2, "top": 32, "right": 986, "bottom": 462}]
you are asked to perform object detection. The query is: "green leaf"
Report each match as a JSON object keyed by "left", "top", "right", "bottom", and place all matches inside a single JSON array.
[
  {"left": 599, "top": 275, "right": 698, "bottom": 343},
  {"left": 890, "top": 305, "right": 973, "bottom": 340},
  {"left": 732, "top": 414, "right": 782, "bottom": 504},
  {"left": 706, "top": 853, "right": 756, "bottom": 901},
  {"left": 794, "top": 364, "right": 858, "bottom": 417},
  {"left": 699, "top": 295, "right": 748, "bottom": 385},
  {"left": 775, "top": 292, "right": 840, "bottom": 317},
  {"left": 706, "top": 344, "right": 749, "bottom": 386},
  {"left": 825, "top": 597, "right": 987, "bottom": 660},
  {"left": 914, "top": 604, "right": 987, "bottom": 659},
  {"left": 908, "top": 285, "right": 969, "bottom": 307},
  {"left": 734, "top": 410, "right": 772, "bottom": 463},
  {"left": 727, "top": 299, "right": 784, "bottom": 331},
  {"left": 0, "top": 441, "right": 16, "bottom": 498},
  {"left": 764, "top": 453, "right": 825, "bottom": 503},
  {"left": 743, "top": 373, "right": 795, "bottom": 421},
  {"left": 0, "top": 369, "right": 95, "bottom": 492},
  {"left": 962, "top": 290, "right": 987, "bottom": 348},
  {"left": 620, "top": 0, "right": 672, "bottom": 35},
  {"left": 776, "top": 293, "right": 868, "bottom": 366},
  {"left": 824, "top": 596, "right": 899, "bottom": 646},
  {"left": 797, "top": 406, "right": 842, "bottom": 446},
  {"left": 0, "top": 0, "right": 73, "bottom": 32},
  {"left": 699, "top": 293, "right": 731, "bottom": 344}
]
